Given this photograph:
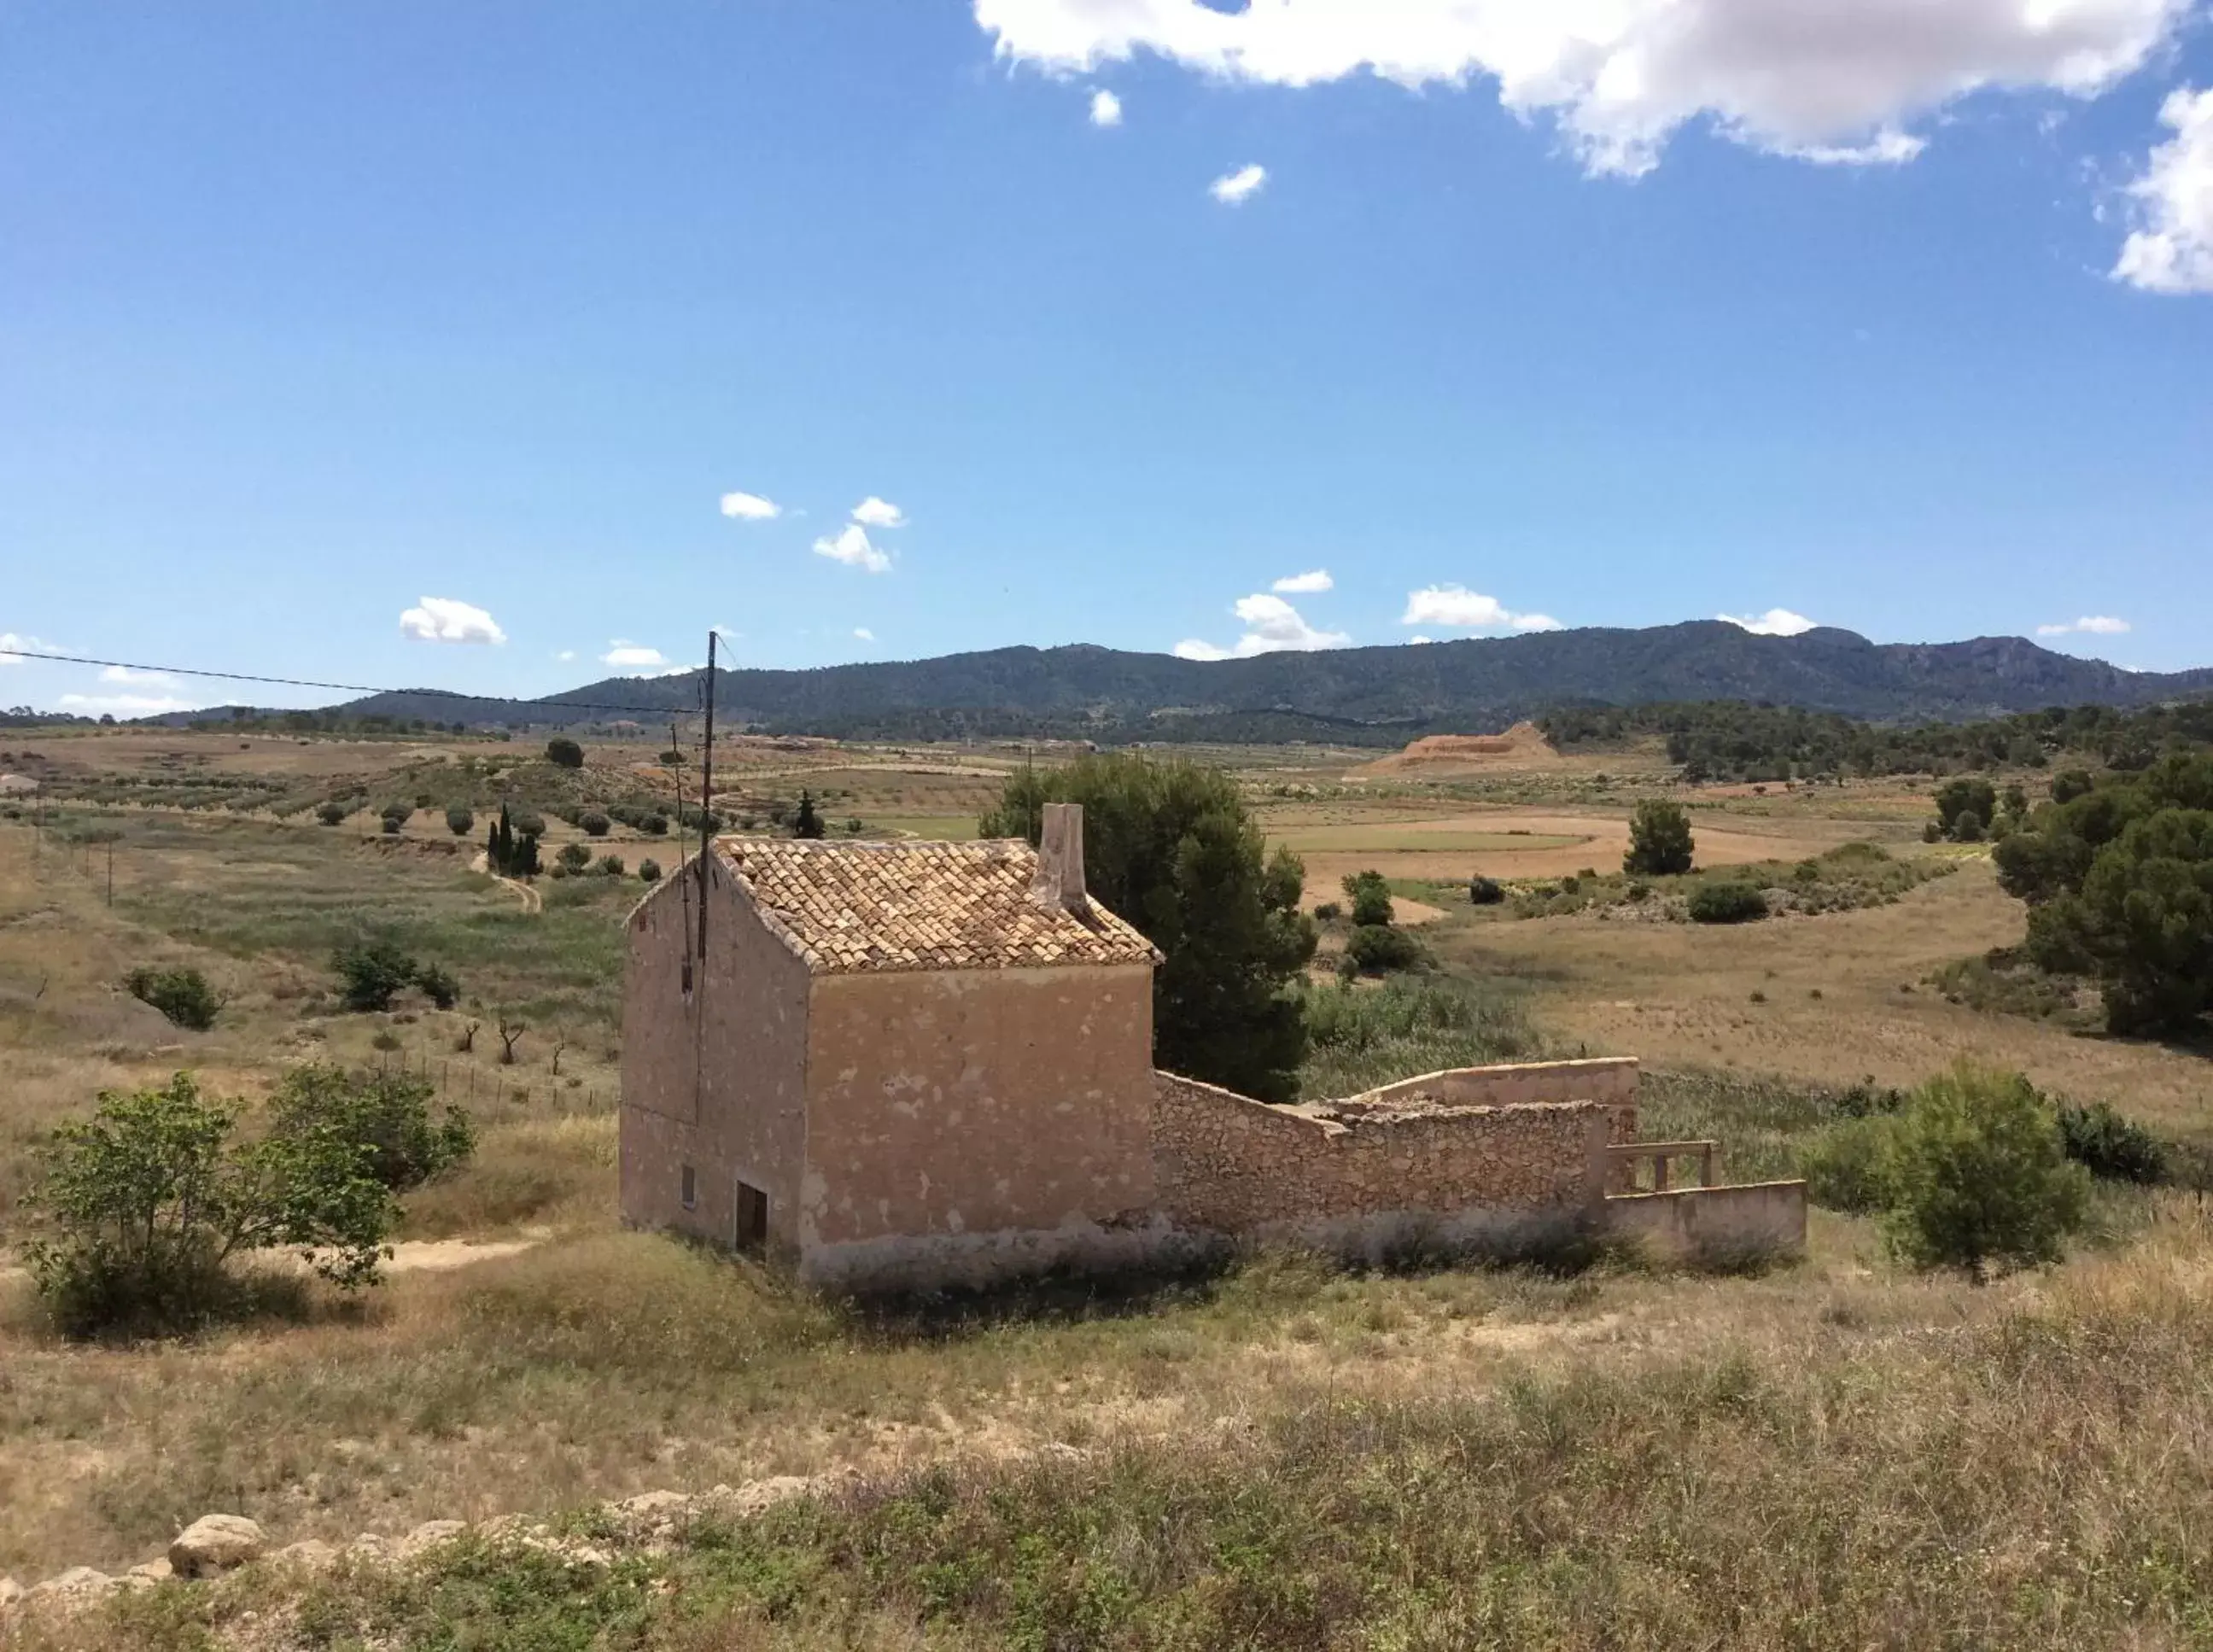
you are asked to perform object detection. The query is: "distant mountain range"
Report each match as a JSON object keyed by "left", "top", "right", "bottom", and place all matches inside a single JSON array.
[{"left": 173, "top": 622, "right": 2213, "bottom": 745}]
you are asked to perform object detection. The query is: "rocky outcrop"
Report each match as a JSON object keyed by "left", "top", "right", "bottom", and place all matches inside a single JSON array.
[{"left": 169, "top": 1514, "right": 266, "bottom": 1579}]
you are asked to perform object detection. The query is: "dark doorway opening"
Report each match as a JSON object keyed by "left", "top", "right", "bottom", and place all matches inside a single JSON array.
[{"left": 734, "top": 1180, "right": 768, "bottom": 1251}]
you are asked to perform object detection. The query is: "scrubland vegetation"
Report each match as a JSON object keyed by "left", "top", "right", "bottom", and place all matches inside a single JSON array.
[{"left": 3, "top": 726, "right": 2211, "bottom": 1646}]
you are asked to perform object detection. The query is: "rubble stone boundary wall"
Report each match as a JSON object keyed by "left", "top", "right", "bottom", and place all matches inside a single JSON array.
[
  {"left": 1151, "top": 1071, "right": 1619, "bottom": 1240},
  {"left": 1350, "top": 1056, "right": 1639, "bottom": 1118}
]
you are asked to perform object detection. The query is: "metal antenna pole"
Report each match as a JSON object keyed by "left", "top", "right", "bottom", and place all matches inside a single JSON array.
[{"left": 698, "top": 631, "right": 716, "bottom": 964}]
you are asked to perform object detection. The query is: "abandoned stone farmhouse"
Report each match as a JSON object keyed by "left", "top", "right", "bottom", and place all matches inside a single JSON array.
[{"left": 620, "top": 803, "right": 1804, "bottom": 1287}]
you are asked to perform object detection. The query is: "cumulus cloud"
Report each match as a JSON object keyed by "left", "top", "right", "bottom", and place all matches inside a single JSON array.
[
  {"left": 1210, "top": 162, "right": 1268, "bottom": 203},
  {"left": 1175, "top": 593, "right": 1351, "bottom": 659},
  {"left": 1409, "top": 635, "right": 1435, "bottom": 645},
  {"left": 2037, "top": 615, "right": 2132, "bottom": 635},
  {"left": 1401, "top": 585, "right": 1560, "bottom": 632},
  {"left": 1718, "top": 608, "right": 1819, "bottom": 636},
  {"left": 57, "top": 692, "right": 202, "bottom": 715},
  {"left": 0, "top": 632, "right": 51, "bottom": 665},
  {"left": 850, "top": 496, "right": 907, "bottom": 528},
  {"left": 1089, "top": 87, "right": 1123, "bottom": 126},
  {"left": 97, "top": 665, "right": 176, "bottom": 686},
  {"left": 974, "top": 0, "right": 2187, "bottom": 178},
  {"left": 556, "top": 649, "right": 576, "bottom": 663},
  {"left": 1272, "top": 569, "right": 1334, "bottom": 593},
  {"left": 399, "top": 598, "right": 506, "bottom": 645},
  {"left": 855, "top": 627, "right": 877, "bottom": 641},
  {"left": 601, "top": 640, "right": 672, "bottom": 670},
  {"left": 719, "top": 490, "right": 782, "bottom": 521},
  {"left": 813, "top": 524, "right": 894, "bottom": 574},
  {"left": 2114, "top": 86, "right": 2213, "bottom": 295}
]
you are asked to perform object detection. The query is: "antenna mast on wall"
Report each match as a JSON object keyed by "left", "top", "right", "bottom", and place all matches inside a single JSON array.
[{"left": 697, "top": 629, "right": 716, "bottom": 965}]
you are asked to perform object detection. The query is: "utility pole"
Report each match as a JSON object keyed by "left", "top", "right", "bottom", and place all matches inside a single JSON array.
[{"left": 698, "top": 630, "right": 716, "bottom": 965}]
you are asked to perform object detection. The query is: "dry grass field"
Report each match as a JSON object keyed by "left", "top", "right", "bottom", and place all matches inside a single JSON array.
[{"left": 3, "top": 730, "right": 2211, "bottom": 1646}]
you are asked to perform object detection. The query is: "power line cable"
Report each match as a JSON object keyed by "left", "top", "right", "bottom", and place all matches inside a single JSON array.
[{"left": 4, "top": 649, "right": 707, "bottom": 719}]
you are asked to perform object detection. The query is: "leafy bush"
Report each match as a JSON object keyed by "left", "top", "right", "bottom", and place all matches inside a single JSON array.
[
  {"left": 1798, "top": 1115, "right": 1897, "bottom": 1213},
  {"left": 414, "top": 960, "right": 461, "bottom": 1010},
  {"left": 545, "top": 738, "right": 584, "bottom": 769},
  {"left": 510, "top": 808, "right": 547, "bottom": 838},
  {"left": 268, "top": 1064, "right": 475, "bottom": 1192},
  {"left": 1342, "top": 869, "right": 1394, "bottom": 927},
  {"left": 596, "top": 853, "right": 626, "bottom": 876},
  {"left": 315, "top": 801, "right": 348, "bottom": 827},
  {"left": 639, "top": 858, "right": 663, "bottom": 883},
  {"left": 640, "top": 813, "right": 669, "bottom": 838},
  {"left": 22, "top": 1074, "right": 394, "bottom": 1338},
  {"left": 2053, "top": 1100, "right": 2168, "bottom": 1184},
  {"left": 379, "top": 803, "right": 413, "bottom": 835},
  {"left": 125, "top": 966, "right": 223, "bottom": 1031},
  {"left": 556, "top": 842, "right": 593, "bottom": 874},
  {"left": 1343, "top": 923, "right": 1424, "bottom": 975},
  {"left": 1313, "top": 901, "right": 1341, "bottom": 921},
  {"left": 1299, "top": 976, "right": 1534, "bottom": 1098},
  {"left": 579, "top": 810, "right": 610, "bottom": 838},
  {"left": 332, "top": 937, "right": 419, "bottom": 1012},
  {"left": 1624, "top": 798, "right": 1695, "bottom": 876},
  {"left": 446, "top": 804, "right": 475, "bottom": 836},
  {"left": 793, "top": 791, "right": 826, "bottom": 840},
  {"left": 1469, "top": 876, "right": 1504, "bottom": 906},
  {"left": 1879, "top": 1064, "right": 2091, "bottom": 1280},
  {"left": 1687, "top": 882, "right": 1768, "bottom": 924},
  {"left": 1933, "top": 778, "right": 1998, "bottom": 842}
]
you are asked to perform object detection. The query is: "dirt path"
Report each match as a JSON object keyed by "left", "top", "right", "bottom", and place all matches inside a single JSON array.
[{"left": 470, "top": 853, "right": 541, "bottom": 914}]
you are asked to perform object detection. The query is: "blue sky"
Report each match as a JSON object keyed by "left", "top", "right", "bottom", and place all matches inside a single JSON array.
[{"left": 3, "top": 1, "right": 2210, "bottom": 715}]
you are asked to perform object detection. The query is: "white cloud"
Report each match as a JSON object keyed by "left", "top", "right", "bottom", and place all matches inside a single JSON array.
[
  {"left": 400, "top": 597, "right": 506, "bottom": 645},
  {"left": 2036, "top": 615, "right": 2132, "bottom": 635},
  {"left": 1210, "top": 162, "right": 1268, "bottom": 204},
  {"left": 719, "top": 490, "right": 782, "bottom": 521},
  {"left": 1089, "top": 87, "right": 1123, "bottom": 126},
  {"left": 975, "top": 0, "right": 2187, "bottom": 178},
  {"left": 601, "top": 640, "right": 672, "bottom": 670},
  {"left": 2114, "top": 86, "right": 2213, "bottom": 295},
  {"left": 0, "top": 632, "right": 50, "bottom": 665},
  {"left": 1409, "top": 635, "right": 1434, "bottom": 645},
  {"left": 57, "top": 692, "right": 202, "bottom": 715},
  {"left": 1272, "top": 569, "right": 1334, "bottom": 594},
  {"left": 1718, "top": 608, "right": 1819, "bottom": 636},
  {"left": 850, "top": 496, "right": 907, "bottom": 528},
  {"left": 1401, "top": 585, "right": 1560, "bottom": 631},
  {"left": 855, "top": 627, "right": 877, "bottom": 642},
  {"left": 556, "top": 649, "right": 576, "bottom": 663},
  {"left": 97, "top": 665, "right": 176, "bottom": 686},
  {"left": 1176, "top": 593, "right": 1350, "bottom": 659},
  {"left": 1784, "top": 129, "right": 1927, "bottom": 167},
  {"left": 813, "top": 524, "right": 894, "bottom": 574}
]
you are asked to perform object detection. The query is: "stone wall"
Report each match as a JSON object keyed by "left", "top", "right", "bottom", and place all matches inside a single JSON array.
[
  {"left": 1606, "top": 1180, "right": 1809, "bottom": 1262},
  {"left": 1151, "top": 1070, "right": 1617, "bottom": 1248},
  {"left": 1351, "top": 1056, "right": 1639, "bottom": 1118}
]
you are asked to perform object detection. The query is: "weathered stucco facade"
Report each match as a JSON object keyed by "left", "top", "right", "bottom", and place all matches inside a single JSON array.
[{"left": 620, "top": 808, "right": 1805, "bottom": 1289}]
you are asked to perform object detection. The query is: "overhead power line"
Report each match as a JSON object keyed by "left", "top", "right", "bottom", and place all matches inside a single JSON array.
[{"left": 4, "top": 649, "right": 707, "bottom": 720}]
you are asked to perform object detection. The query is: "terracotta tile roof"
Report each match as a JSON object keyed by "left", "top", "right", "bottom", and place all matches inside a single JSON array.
[{"left": 715, "top": 837, "right": 1161, "bottom": 975}]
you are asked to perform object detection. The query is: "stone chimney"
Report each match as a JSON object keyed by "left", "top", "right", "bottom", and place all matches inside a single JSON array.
[{"left": 1031, "top": 802, "right": 1089, "bottom": 913}]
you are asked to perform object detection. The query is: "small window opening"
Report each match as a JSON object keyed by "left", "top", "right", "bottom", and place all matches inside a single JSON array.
[
  {"left": 680, "top": 1165, "right": 697, "bottom": 1210},
  {"left": 734, "top": 1180, "right": 768, "bottom": 1251}
]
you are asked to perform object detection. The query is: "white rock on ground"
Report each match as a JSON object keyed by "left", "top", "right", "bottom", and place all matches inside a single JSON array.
[
  {"left": 399, "top": 1521, "right": 468, "bottom": 1556},
  {"left": 269, "top": 1539, "right": 339, "bottom": 1569},
  {"left": 31, "top": 1567, "right": 115, "bottom": 1601},
  {"left": 169, "top": 1515, "right": 266, "bottom": 1579},
  {"left": 1, "top": 1577, "right": 23, "bottom": 1609}
]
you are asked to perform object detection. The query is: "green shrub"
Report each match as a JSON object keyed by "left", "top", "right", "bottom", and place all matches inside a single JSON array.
[
  {"left": 124, "top": 966, "right": 223, "bottom": 1031},
  {"left": 510, "top": 809, "right": 547, "bottom": 838},
  {"left": 1469, "top": 876, "right": 1505, "bottom": 906},
  {"left": 556, "top": 842, "right": 593, "bottom": 874},
  {"left": 639, "top": 859, "right": 663, "bottom": 883},
  {"left": 579, "top": 810, "right": 610, "bottom": 838},
  {"left": 1624, "top": 798, "right": 1695, "bottom": 875},
  {"left": 21, "top": 1073, "right": 394, "bottom": 1338},
  {"left": 2053, "top": 1100, "right": 2168, "bottom": 1184},
  {"left": 640, "top": 814, "right": 669, "bottom": 838},
  {"left": 1344, "top": 924, "right": 1423, "bottom": 974},
  {"left": 268, "top": 1064, "right": 475, "bottom": 1192},
  {"left": 596, "top": 854, "right": 626, "bottom": 877},
  {"left": 332, "top": 938, "right": 418, "bottom": 1013},
  {"left": 1687, "top": 882, "right": 1768, "bottom": 924},
  {"left": 445, "top": 804, "right": 475, "bottom": 835},
  {"left": 1342, "top": 869, "right": 1394, "bottom": 927},
  {"left": 1299, "top": 976, "right": 1534, "bottom": 1098},
  {"left": 1933, "top": 778, "right": 1998, "bottom": 842},
  {"left": 1797, "top": 1114, "right": 1898, "bottom": 1213},
  {"left": 1879, "top": 1064, "right": 2091, "bottom": 1280},
  {"left": 545, "top": 738, "right": 584, "bottom": 769},
  {"left": 414, "top": 960, "right": 461, "bottom": 1010},
  {"left": 315, "top": 801, "right": 348, "bottom": 827},
  {"left": 792, "top": 791, "right": 825, "bottom": 840},
  {"left": 379, "top": 803, "right": 412, "bottom": 835},
  {"left": 1313, "top": 901, "right": 1341, "bottom": 922}
]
